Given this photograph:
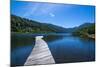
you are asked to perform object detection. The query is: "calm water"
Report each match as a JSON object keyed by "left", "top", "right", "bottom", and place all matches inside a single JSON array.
[{"left": 11, "top": 33, "right": 95, "bottom": 66}]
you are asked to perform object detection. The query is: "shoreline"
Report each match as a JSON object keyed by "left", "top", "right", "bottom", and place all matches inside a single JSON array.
[{"left": 88, "top": 34, "right": 95, "bottom": 39}]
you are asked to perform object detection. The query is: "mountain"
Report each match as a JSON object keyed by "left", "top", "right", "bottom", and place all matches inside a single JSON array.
[
  {"left": 78, "top": 23, "right": 95, "bottom": 29},
  {"left": 72, "top": 23, "right": 95, "bottom": 38},
  {"left": 67, "top": 23, "right": 95, "bottom": 33},
  {"left": 11, "top": 15, "right": 95, "bottom": 34},
  {"left": 11, "top": 15, "right": 68, "bottom": 33}
]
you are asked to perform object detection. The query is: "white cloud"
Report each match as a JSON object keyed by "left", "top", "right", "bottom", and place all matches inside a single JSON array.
[
  {"left": 23, "top": 2, "right": 60, "bottom": 18},
  {"left": 49, "top": 13, "right": 55, "bottom": 17}
]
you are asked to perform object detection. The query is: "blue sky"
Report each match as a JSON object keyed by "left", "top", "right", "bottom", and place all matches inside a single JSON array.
[{"left": 11, "top": 1, "right": 95, "bottom": 28}]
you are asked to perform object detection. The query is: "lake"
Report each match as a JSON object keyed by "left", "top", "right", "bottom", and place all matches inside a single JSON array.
[{"left": 11, "top": 33, "right": 95, "bottom": 66}]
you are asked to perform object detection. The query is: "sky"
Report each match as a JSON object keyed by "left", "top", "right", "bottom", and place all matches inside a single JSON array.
[{"left": 11, "top": 1, "right": 95, "bottom": 28}]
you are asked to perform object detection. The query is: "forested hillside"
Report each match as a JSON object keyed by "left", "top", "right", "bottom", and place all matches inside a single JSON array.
[
  {"left": 72, "top": 23, "right": 95, "bottom": 38},
  {"left": 11, "top": 15, "right": 68, "bottom": 33}
]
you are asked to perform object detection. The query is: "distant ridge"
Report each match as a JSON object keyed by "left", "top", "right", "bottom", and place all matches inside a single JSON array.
[
  {"left": 11, "top": 15, "right": 94, "bottom": 33},
  {"left": 78, "top": 23, "right": 95, "bottom": 28},
  {"left": 11, "top": 15, "right": 68, "bottom": 33}
]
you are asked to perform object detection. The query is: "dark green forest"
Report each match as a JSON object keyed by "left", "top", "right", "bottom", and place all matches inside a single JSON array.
[
  {"left": 11, "top": 15, "right": 68, "bottom": 33},
  {"left": 72, "top": 23, "right": 95, "bottom": 38},
  {"left": 11, "top": 15, "right": 95, "bottom": 38}
]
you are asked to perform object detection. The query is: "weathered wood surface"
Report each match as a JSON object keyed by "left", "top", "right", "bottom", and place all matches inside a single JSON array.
[{"left": 24, "top": 36, "right": 55, "bottom": 65}]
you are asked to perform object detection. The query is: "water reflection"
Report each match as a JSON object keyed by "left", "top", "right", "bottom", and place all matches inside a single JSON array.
[{"left": 11, "top": 33, "right": 95, "bottom": 66}]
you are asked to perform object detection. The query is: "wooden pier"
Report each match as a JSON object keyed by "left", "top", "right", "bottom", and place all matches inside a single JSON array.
[{"left": 24, "top": 36, "right": 55, "bottom": 65}]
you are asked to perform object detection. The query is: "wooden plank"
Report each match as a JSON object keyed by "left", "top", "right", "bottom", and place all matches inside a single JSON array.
[{"left": 24, "top": 36, "right": 55, "bottom": 65}]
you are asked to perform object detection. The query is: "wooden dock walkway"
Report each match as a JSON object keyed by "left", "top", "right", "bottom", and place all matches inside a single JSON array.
[{"left": 24, "top": 36, "right": 55, "bottom": 65}]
